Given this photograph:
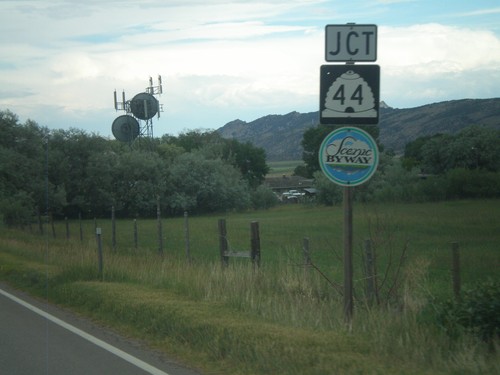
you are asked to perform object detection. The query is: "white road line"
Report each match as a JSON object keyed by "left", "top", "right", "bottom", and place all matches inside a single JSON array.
[{"left": 0, "top": 287, "right": 170, "bottom": 375}]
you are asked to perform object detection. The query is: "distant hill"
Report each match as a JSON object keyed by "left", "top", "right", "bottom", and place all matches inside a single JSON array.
[{"left": 217, "top": 98, "right": 500, "bottom": 161}]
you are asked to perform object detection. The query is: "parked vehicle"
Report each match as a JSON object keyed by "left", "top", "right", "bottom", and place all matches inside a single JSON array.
[{"left": 281, "top": 189, "right": 305, "bottom": 201}]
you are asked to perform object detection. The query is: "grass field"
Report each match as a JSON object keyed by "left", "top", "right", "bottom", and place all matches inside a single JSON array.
[
  {"left": 266, "top": 160, "right": 304, "bottom": 176},
  {"left": 1, "top": 200, "right": 499, "bottom": 374}
]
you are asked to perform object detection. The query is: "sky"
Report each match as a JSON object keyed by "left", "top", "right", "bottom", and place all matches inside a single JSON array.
[{"left": 1, "top": 0, "right": 500, "bottom": 139}]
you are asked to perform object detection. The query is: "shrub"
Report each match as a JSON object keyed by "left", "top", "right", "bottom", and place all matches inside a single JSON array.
[
  {"left": 436, "top": 279, "right": 500, "bottom": 343},
  {"left": 167, "top": 152, "right": 251, "bottom": 213},
  {"left": 313, "top": 171, "right": 342, "bottom": 206},
  {"left": 0, "top": 192, "right": 34, "bottom": 227},
  {"left": 251, "top": 185, "right": 279, "bottom": 209},
  {"left": 444, "top": 168, "right": 500, "bottom": 199}
]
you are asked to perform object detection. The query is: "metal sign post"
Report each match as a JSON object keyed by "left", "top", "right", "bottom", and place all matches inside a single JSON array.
[
  {"left": 319, "top": 23, "right": 380, "bottom": 324},
  {"left": 343, "top": 186, "right": 353, "bottom": 323}
]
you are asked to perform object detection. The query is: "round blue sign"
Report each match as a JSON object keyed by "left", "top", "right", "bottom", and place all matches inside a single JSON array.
[{"left": 319, "top": 127, "right": 379, "bottom": 186}]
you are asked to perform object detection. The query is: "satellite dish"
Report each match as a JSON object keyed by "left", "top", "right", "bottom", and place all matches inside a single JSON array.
[
  {"left": 112, "top": 115, "right": 140, "bottom": 142},
  {"left": 130, "top": 92, "right": 158, "bottom": 120}
]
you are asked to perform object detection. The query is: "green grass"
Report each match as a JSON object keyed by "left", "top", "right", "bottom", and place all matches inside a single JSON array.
[
  {"left": 1, "top": 200, "right": 499, "bottom": 374},
  {"left": 267, "top": 160, "right": 304, "bottom": 176}
]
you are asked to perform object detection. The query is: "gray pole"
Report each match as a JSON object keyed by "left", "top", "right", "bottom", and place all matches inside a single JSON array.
[{"left": 343, "top": 186, "right": 353, "bottom": 324}]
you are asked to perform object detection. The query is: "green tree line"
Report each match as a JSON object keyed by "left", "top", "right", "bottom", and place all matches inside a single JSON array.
[
  {"left": 0, "top": 110, "right": 274, "bottom": 226},
  {"left": 3, "top": 108, "right": 500, "bottom": 226}
]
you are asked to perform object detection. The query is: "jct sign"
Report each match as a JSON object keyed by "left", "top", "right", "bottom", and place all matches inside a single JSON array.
[{"left": 325, "top": 24, "right": 377, "bottom": 62}]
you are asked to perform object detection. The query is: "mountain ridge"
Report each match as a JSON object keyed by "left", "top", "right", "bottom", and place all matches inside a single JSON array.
[{"left": 217, "top": 98, "right": 500, "bottom": 161}]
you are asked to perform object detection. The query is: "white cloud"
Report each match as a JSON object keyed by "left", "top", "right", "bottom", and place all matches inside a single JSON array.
[
  {"left": 1, "top": 1, "right": 500, "bottom": 136},
  {"left": 375, "top": 0, "right": 415, "bottom": 4},
  {"left": 448, "top": 7, "right": 500, "bottom": 18},
  {"left": 378, "top": 24, "right": 500, "bottom": 106},
  {"left": 380, "top": 24, "right": 500, "bottom": 69}
]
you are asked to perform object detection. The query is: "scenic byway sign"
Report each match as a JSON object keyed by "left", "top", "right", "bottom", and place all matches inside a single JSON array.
[
  {"left": 319, "top": 127, "right": 379, "bottom": 187},
  {"left": 325, "top": 24, "right": 377, "bottom": 62},
  {"left": 320, "top": 64, "right": 380, "bottom": 125}
]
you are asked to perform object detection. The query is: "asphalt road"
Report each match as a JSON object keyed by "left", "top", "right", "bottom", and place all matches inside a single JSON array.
[{"left": 0, "top": 283, "right": 203, "bottom": 375}]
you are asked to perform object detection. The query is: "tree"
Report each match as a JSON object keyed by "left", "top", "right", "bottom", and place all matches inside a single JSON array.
[
  {"left": 402, "top": 135, "right": 434, "bottom": 171},
  {"left": 293, "top": 164, "right": 309, "bottom": 178},
  {"left": 174, "top": 129, "right": 223, "bottom": 152},
  {"left": 222, "top": 139, "right": 269, "bottom": 188},
  {"left": 166, "top": 152, "right": 250, "bottom": 214},
  {"left": 156, "top": 142, "right": 185, "bottom": 163},
  {"left": 83, "top": 151, "right": 119, "bottom": 217},
  {"left": 169, "top": 130, "right": 269, "bottom": 189},
  {"left": 449, "top": 126, "right": 500, "bottom": 172},
  {"left": 1, "top": 191, "right": 34, "bottom": 227},
  {"left": 47, "top": 129, "right": 109, "bottom": 217},
  {"left": 110, "top": 150, "right": 168, "bottom": 217},
  {"left": 301, "top": 124, "right": 333, "bottom": 178},
  {"left": 413, "top": 126, "right": 500, "bottom": 174},
  {"left": 0, "top": 111, "right": 48, "bottom": 225}
]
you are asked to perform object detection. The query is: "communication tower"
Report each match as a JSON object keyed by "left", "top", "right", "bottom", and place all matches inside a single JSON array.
[{"left": 112, "top": 76, "right": 163, "bottom": 144}]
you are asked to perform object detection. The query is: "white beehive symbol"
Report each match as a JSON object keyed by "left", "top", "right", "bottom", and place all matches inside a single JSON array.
[{"left": 322, "top": 70, "right": 377, "bottom": 118}]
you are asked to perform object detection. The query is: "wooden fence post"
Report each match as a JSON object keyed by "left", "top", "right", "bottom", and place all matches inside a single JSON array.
[
  {"left": 451, "top": 242, "right": 461, "bottom": 300},
  {"left": 364, "top": 239, "right": 379, "bottom": 305},
  {"left": 184, "top": 211, "right": 191, "bottom": 264},
  {"left": 96, "top": 227, "right": 103, "bottom": 281},
  {"left": 218, "top": 219, "right": 229, "bottom": 267},
  {"left": 303, "top": 237, "right": 311, "bottom": 279},
  {"left": 37, "top": 208, "right": 43, "bottom": 235},
  {"left": 111, "top": 206, "right": 116, "bottom": 251},
  {"left": 65, "top": 217, "right": 70, "bottom": 240},
  {"left": 250, "top": 221, "right": 261, "bottom": 270},
  {"left": 133, "top": 219, "right": 138, "bottom": 250},
  {"left": 50, "top": 213, "right": 56, "bottom": 238},
  {"left": 157, "top": 196, "right": 163, "bottom": 255},
  {"left": 79, "top": 213, "right": 83, "bottom": 243}
]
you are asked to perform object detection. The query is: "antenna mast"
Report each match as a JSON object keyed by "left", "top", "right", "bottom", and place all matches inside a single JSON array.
[{"left": 111, "top": 76, "right": 163, "bottom": 144}]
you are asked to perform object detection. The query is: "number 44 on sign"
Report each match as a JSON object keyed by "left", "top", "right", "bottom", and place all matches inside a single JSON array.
[{"left": 320, "top": 65, "right": 380, "bottom": 125}]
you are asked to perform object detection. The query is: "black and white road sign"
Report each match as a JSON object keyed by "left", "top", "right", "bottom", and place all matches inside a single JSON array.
[
  {"left": 325, "top": 24, "right": 377, "bottom": 62},
  {"left": 320, "top": 65, "right": 380, "bottom": 125}
]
